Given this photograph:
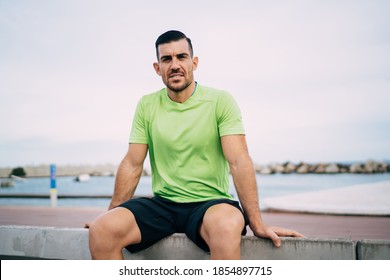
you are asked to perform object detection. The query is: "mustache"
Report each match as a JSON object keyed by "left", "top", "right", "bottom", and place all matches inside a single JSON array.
[
  {"left": 169, "top": 68, "right": 183, "bottom": 74},
  {"left": 168, "top": 69, "right": 184, "bottom": 77}
]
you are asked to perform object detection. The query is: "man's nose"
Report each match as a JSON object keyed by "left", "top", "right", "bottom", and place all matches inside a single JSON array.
[{"left": 171, "top": 58, "right": 180, "bottom": 70}]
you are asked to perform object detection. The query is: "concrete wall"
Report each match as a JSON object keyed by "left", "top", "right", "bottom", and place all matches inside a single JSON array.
[
  {"left": 0, "top": 225, "right": 389, "bottom": 260},
  {"left": 356, "top": 239, "right": 390, "bottom": 260}
]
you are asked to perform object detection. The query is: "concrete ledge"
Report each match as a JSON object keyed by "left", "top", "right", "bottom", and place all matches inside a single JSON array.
[
  {"left": 123, "top": 235, "right": 355, "bottom": 260},
  {"left": 0, "top": 226, "right": 90, "bottom": 260},
  {"left": 356, "top": 239, "right": 390, "bottom": 260},
  {"left": 0, "top": 225, "right": 388, "bottom": 260}
]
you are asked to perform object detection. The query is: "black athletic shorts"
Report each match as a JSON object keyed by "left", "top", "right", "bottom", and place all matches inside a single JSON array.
[{"left": 118, "top": 196, "right": 249, "bottom": 253}]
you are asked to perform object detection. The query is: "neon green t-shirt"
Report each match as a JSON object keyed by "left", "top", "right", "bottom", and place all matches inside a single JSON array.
[{"left": 129, "top": 84, "right": 245, "bottom": 202}]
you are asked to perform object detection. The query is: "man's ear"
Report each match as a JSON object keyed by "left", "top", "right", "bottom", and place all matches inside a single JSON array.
[
  {"left": 153, "top": 62, "right": 161, "bottom": 76},
  {"left": 192, "top": 56, "right": 199, "bottom": 71}
]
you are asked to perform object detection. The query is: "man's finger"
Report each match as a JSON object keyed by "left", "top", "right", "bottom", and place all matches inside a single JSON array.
[
  {"left": 272, "top": 226, "right": 305, "bottom": 238},
  {"left": 267, "top": 229, "right": 282, "bottom": 247}
]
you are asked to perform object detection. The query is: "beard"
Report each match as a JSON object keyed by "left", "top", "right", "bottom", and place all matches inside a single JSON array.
[
  {"left": 164, "top": 70, "right": 194, "bottom": 93},
  {"left": 166, "top": 79, "right": 192, "bottom": 93}
]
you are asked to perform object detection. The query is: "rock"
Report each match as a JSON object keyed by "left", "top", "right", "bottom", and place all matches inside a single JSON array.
[
  {"left": 350, "top": 163, "right": 364, "bottom": 173},
  {"left": 337, "top": 163, "right": 350, "bottom": 173},
  {"left": 142, "top": 169, "right": 150, "bottom": 176},
  {"left": 269, "top": 163, "right": 285, "bottom": 174},
  {"left": 314, "top": 163, "right": 327, "bottom": 174},
  {"left": 377, "top": 161, "right": 388, "bottom": 173},
  {"left": 339, "top": 167, "right": 349, "bottom": 173},
  {"left": 283, "top": 162, "right": 297, "bottom": 174},
  {"left": 325, "top": 163, "right": 339, "bottom": 174},
  {"left": 259, "top": 167, "right": 274, "bottom": 175},
  {"left": 364, "top": 160, "right": 377, "bottom": 173},
  {"left": 253, "top": 163, "right": 263, "bottom": 173},
  {"left": 308, "top": 164, "right": 318, "bottom": 173},
  {"left": 296, "top": 163, "right": 310, "bottom": 174},
  {"left": 363, "top": 160, "right": 389, "bottom": 173}
]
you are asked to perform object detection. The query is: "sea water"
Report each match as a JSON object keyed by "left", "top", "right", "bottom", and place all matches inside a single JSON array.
[{"left": 1, "top": 173, "right": 390, "bottom": 208}]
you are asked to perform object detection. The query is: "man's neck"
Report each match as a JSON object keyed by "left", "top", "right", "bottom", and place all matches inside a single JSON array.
[{"left": 167, "top": 81, "right": 197, "bottom": 103}]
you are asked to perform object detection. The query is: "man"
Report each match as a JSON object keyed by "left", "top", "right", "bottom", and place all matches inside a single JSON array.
[{"left": 88, "top": 30, "right": 303, "bottom": 260}]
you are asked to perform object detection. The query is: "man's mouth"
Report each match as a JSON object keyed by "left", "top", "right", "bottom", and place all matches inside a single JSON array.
[{"left": 169, "top": 73, "right": 183, "bottom": 78}]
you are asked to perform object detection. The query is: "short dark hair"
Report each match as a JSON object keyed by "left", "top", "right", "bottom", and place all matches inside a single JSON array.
[{"left": 155, "top": 30, "right": 194, "bottom": 59}]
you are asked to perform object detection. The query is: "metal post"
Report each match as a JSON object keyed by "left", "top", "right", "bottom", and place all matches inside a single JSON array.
[{"left": 50, "top": 164, "right": 57, "bottom": 207}]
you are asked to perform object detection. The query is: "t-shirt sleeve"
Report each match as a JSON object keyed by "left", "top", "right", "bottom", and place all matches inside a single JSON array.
[
  {"left": 216, "top": 92, "right": 245, "bottom": 137},
  {"left": 129, "top": 98, "right": 148, "bottom": 144}
]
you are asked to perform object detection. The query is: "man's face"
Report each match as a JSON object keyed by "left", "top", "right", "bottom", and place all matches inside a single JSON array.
[{"left": 153, "top": 39, "right": 198, "bottom": 93}]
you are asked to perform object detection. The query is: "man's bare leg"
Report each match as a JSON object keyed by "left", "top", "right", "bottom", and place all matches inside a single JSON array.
[
  {"left": 200, "top": 203, "right": 245, "bottom": 260},
  {"left": 88, "top": 207, "right": 141, "bottom": 260}
]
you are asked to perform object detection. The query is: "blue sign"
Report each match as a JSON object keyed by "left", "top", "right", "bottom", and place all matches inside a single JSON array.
[{"left": 50, "top": 164, "right": 56, "bottom": 189}]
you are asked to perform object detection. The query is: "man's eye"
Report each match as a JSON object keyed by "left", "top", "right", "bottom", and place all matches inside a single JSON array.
[{"left": 161, "top": 57, "right": 171, "bottom": 62}]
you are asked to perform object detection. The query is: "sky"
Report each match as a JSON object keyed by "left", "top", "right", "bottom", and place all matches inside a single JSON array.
[{"left": 0, "top": 0, "right": 389, "bottom": 168}]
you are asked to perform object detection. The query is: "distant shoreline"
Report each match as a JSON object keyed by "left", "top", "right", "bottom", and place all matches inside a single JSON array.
[
  {"left": 0, "top": 164, "right": 118, "bottom": 179},
  {"left": 1, "top": 160, "right": 389, "bottom": 179}
]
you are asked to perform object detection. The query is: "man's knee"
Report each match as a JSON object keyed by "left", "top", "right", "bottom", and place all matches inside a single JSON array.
[
  {"left": 89, "top": 207, "right": 141, "bottom": 248},
  {"left": 88, "top": 213, "right": 115, "bottom": 251},
  {"left": 88, "top": 217, "right": 108, "bottom": 242},
  {"left": 201, "top": 203, "right": 245, "bottom": 240},
  {"left": 200, "top": 203, "right": 244, "bottom": 259}
]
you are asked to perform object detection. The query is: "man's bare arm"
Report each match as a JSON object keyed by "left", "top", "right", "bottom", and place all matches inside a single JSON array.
[
  {"left": 108, "top": 143, "right": 148, "bottom": 210},
  {"left": 221, "top": 135, "right": 304, "bottom": 246}
]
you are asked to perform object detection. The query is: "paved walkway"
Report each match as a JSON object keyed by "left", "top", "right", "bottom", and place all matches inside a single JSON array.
[
  {"left": 1, "top": 181, "right": 390, "bottom": 241},
  {"left": 1, "top": 205, "right": 389, "bottom": 241}
]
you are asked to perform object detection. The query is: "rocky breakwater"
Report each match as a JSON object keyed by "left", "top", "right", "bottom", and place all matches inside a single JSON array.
[{"left": 254, "top": 160, "right": 390, "bottom": 175}]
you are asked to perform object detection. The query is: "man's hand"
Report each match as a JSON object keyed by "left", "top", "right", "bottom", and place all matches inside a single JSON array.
[
  {"left": 251, "top": 224, "right": 305, "bottom": 247},
  {"left": 220, "top": 135, "right": 305, "bottom": 247}
]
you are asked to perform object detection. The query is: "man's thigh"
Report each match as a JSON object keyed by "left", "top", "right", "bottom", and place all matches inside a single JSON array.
[{"left": 118, "top": 197, "right": 177, "bottom": 253}]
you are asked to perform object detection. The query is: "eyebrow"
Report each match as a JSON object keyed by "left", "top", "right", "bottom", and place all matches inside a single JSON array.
[{"left": 159, "top": 52, "right": 190, "bottom": 61}]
